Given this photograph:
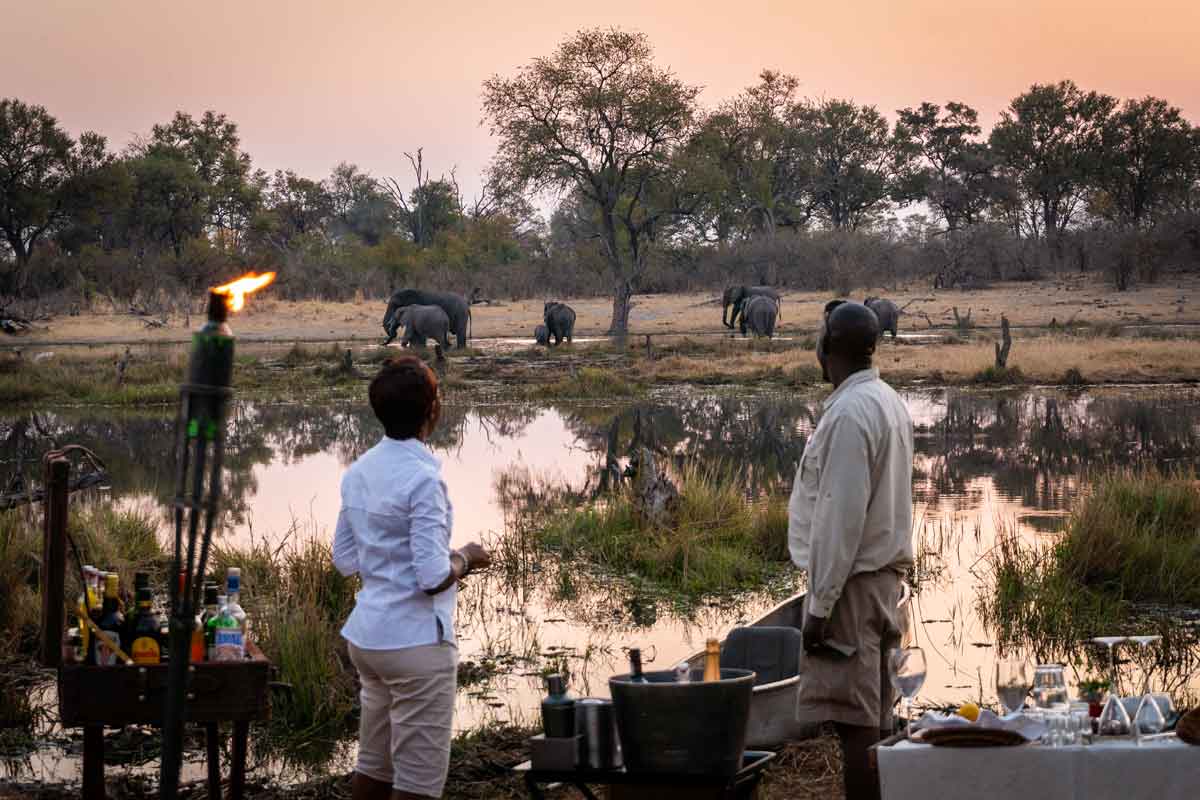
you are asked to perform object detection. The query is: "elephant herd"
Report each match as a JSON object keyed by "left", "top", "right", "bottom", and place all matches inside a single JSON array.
[{"left": 380, "top": 286, "right": 901, "bottom": 351}]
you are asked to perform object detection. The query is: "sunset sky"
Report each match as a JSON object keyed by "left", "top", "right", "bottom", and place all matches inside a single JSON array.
[{"left": 6, "top": 0, "right": 1199, "bottom": 199}]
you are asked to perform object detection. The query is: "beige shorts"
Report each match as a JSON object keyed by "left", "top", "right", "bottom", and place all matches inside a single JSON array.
[
  {"left": 349, "top": 641, "right": 458, "bottom": 797},
  {"left": 796, "top": 569, "right": 903, "bottom": 729}
]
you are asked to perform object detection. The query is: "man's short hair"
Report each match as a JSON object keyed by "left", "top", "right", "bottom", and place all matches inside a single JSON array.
[
  {"left": 825, "top": 302, "right": 880, "bottom": 362},
  {"left": 369, "top": 356, "right": 439, "bottom": 440}
]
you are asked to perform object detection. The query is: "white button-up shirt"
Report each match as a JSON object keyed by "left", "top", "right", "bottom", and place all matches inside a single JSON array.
[
  {"left": 333, "top": 436, "right": 456, "bottom": 650},
  {"left": 788, "top": 368, "right": 914, "bottom": 618}
]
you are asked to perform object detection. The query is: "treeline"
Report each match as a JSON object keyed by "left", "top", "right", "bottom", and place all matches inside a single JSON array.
[{"left": 2, "top": 30, "right": 1199, "bottom": 316}]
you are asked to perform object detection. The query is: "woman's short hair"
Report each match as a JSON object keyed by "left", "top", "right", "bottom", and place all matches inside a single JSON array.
[{"left": 369, "top": 356, "right": 440, "bottom": 440}]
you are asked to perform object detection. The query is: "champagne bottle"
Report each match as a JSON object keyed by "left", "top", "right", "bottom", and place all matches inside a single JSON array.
[
  {"left": 628, "top": 648, "right": 649, "bottom": 683},
  {"left": 130, "top": 588, "right": 162, "bottom": 664},
  {"left": 702, "top": 638, "right": 721, "bottom": 682},
  {"left": 96, "top": 573, "right": 124, "bottom": 666}
]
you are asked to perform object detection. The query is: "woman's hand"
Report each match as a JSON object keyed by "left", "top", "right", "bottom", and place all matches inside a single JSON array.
[{"left": 459, "top": 542, "right": 491, "bottom": 572}]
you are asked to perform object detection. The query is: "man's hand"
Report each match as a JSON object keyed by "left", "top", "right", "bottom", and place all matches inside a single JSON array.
[
  {"left": 459, "top": 542, "right": 491, "bottom": 572},
  {"left": 802, "top": 610, "right": 829, "bottom": 655}
]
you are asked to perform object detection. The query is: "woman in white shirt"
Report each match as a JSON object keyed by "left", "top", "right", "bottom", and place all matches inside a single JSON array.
[{"left": 333, "top": 355, "right": 490, "bottom": 800}]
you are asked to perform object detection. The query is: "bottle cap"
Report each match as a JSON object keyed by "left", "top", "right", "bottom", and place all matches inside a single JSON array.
[
  {"left": 226, "top": 567, "right": 241, "bottom": 594},
  {"left": 546, "top": 674, "right": 566, "bottom": 695},
  {"left": 204, "top": 585, "right": 219, "bottom": 605},
  {"left": 706, "top": 638, "right": 720, "bottom": 651}
]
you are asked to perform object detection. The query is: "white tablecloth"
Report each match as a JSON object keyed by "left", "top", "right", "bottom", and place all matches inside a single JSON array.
[{"left": 878, "top": 738, "right": 1200, "bottom": 800}]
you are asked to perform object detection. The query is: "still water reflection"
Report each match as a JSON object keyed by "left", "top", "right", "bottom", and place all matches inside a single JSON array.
[{"left": 4, "top": 385, "right": 1200, "bottom": 781}]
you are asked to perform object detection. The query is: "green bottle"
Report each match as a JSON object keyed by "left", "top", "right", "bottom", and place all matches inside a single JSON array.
[{"left": 200, "top": 586, "right": 220, "bottom": 660}]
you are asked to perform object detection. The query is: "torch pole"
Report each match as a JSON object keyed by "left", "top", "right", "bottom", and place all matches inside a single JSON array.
[{"left": 161, "top": 291, "right": 235, "bottom": 800}]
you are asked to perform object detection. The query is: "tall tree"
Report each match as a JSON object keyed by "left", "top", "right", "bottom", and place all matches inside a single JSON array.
[
  {"left": 146, "top": 111, "right": 262, "bottom": 248},
  {"left": 990, "top": 81, "right": 1116, "bottom": 241},
  {"left": 894, "top": 101, "right": 1002, "bottom": 232},
  {"left": 328, "top": 162, "right": 397, "bottom": 246},
  {"left": 794, "top": 99, "right": 897, "bottom": 230},
  {"left": 0, "top": 99, "right": 75, "bottom": 272},
  {"left": 1095, "top": 96, "right": 1195, "bottom": 225},
  {"left": 482, "top": 28, "right": 702, "bottom": 333}
]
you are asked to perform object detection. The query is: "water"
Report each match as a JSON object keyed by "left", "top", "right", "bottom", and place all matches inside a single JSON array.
[
  {"left": 5, "top": 384, "right": 1200, "bottom": 783},
  {"left": 893, "top": 674, "right": 927, "bottom": 700}
]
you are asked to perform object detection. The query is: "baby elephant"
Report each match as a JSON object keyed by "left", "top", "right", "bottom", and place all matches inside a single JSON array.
[
  {"left": 740, "top": 295, "right": 779, "bottom": 338},
  {"left": 397, "top": 304, "right": 451, "bottom": 350},
  {"left": 863, "top": 296, "right": 900, "bottom": 339},
  {"left": 534, "top": 324, "right": 550, "bottom": 346},
  {"left": 543, "top": 301, "right": 576, "bottom": 346}
]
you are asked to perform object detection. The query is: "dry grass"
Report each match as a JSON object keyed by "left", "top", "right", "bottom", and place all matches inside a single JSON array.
[
  {"left": 12, "top": 275, "right": 1200, "bottom": 346},
  {"left": 760, "top": 735, "right": 844, "bottom": 800}
]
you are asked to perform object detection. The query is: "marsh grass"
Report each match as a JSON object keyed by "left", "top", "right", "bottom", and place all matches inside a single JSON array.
[
  {"left": 980, "top": 469, "right": 1200, "bottom": 659},
  {"left": 209, "top": 535, "right": 359, "bottom": 744},
  {"left": 534, "top": 366, "right": 641, "bottom": 399},
  {"left": 534, "top": 464, "right": 791, "bottom": 598},
  {"left": 0, "top": 354, "right": 180, "bottom": 406}
]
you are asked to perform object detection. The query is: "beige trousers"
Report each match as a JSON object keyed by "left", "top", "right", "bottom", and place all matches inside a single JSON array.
[
  {"left": 796, "top": 569, "right": 903, "bottom": 729},
  {"left": 349, "top": 641, "right": 458, "bottom": 797}
]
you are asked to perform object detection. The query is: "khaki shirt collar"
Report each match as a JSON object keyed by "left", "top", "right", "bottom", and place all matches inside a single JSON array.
[{"left": 823, "top": 367, "right": 880, "bottom": 412}]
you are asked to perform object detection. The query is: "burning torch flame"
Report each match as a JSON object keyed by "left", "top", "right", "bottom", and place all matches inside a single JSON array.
[{"left": 212, "top": 271, "right": 276, "bottom": 312}]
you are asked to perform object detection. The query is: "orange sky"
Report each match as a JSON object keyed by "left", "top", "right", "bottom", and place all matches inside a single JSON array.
[{"left": 5, "top": 0, "right": 1198, "bottom": 199}]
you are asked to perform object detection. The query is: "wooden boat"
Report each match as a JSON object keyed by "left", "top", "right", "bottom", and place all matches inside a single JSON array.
[{"left": 685, "top": 583, "right": 913, "bottom": 748}]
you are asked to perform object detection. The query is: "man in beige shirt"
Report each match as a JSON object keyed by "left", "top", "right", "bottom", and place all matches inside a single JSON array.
[{"left": 789, "top": 301, "right": 914, "bottom": 800}]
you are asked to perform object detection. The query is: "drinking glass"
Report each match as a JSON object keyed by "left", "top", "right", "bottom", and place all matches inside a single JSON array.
[
  {"left": 1032, "top": 664, "right": 1069, "bottom": 712},
  {"left": 1134, "top": 694, "right": 1166, "bottom": 743},
  {"left": 1091, "top": 636, "right": 1127, "bottom": 695},
  {"left": 889, "top": 647, "right": 927, "bottom": 739},
  {"left": 995, "top": 658, "right": 1031, "bottom": 715}
]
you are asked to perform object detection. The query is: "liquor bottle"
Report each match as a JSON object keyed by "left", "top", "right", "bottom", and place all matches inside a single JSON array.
[
  {"left": 124, "top": 571, "right": 151, "bottom": 646},
  {"left": 225, "top": 567, "right": 248, "bottom": 648},
  {"left": 206, "top": 594, "right": 227, "bottom": 660},
  {"left": 541, "top": 674, "right": 576, "bottom": 738},
  {"left": 212, "top": 597, "right": 244, "bottom": 661},
  {"left": 702, "top": 638, "right": 721, "bottom": 682},
  {"left": 130, "top": 588, "right": 162, "bottom": 664},
  {"left": 77, "top": 565, "right": 99, "bottom": 658},
  {"left": 194, "top": 584, "right": 219, "bottom": 661},
  {"left": 96, "top": 573, "right": 125, "bottom": 666},
  {"left": 628, "top": 648, "right": 649, "bottom": 683}
]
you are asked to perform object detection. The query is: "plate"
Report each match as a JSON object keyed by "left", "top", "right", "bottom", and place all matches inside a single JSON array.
[{"left": 913, "top": 727, "right": 1029, "bottom": 747}]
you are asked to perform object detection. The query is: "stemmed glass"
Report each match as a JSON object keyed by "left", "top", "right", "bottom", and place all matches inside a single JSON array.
[
  {"left": 1093, "top": 636, "right": 1130, "bottom": 735},
  {"left": 995, "top": 658, "right": 1031, "bottom": 716},
  {"left": 1130, "top": 635, "right": 1166, "bottom": 743},
  {"left": 889, "top": 647, "right": 927, "bottom": 739}
]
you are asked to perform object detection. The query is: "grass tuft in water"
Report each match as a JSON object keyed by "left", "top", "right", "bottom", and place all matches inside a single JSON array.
[
  {"left": 534, "top": 366, "right": 640, "bottom": 399},
  {"left": 533, "top": 464, "right": 791, "bottom": 598}
]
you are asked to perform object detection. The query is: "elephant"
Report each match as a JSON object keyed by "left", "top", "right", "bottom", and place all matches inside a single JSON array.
[
  {"left": 396, "top": 304, "right": 451, "bottom": 350},
  {"left": 863, "top": 296, "right": 900, "bottom": 339},
  {"left": 534, "top": 324, "right": 550, "bottom": 346},
  {"left": 543, "top": 301, "right": 576, "bottom": 346},
  {"left": 383, "top": 289, "right": 471, "bottom": 348},
  {"left": 740, "top": 295, "right": 779, "bottom": 338},
  {"left": 722, "top": 285, "right": 781, "bottom": 329}
]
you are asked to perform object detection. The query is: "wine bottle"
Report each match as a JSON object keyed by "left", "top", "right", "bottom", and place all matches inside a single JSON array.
[
  {"left": 96, "top": 573, "right": 125, "bottom": 666},
  {"left": 702, "top": 638, "right": 721, "bottom": 682},
  {"left": 628, "top": 648, "right": 649, "bottom": 683}
]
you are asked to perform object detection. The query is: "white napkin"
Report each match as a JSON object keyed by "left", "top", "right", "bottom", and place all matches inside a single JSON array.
[{"left": 912, "top": 709, "right": 1048, "bottom": 741}]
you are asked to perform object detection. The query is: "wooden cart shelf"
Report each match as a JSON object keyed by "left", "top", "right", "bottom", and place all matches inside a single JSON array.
[{"left": 40, "top": 451, "right": 273, "bottom": 800}]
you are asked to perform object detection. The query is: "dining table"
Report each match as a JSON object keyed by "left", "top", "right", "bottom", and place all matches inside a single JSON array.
[{"left": 877, "top": 736, "right": 1200, "bottom": 800}]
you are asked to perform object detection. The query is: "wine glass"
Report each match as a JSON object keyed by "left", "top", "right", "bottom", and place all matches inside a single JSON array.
[
  {"left": 1091, "top": 636, "right": 1127, "bottom": 695},
  {"left": 889, "top": 647, "right": 927, "bottom": 739},
  {"left": 995, "top": 657, "right": 1031, "bottom": 715},
  {"left": 1130, "top": 634, "right": 1165, "bottom": 743}
]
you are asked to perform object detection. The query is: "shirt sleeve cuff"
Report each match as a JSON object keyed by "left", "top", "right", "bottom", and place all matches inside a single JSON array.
[{"left": 807, "top": 595, "right": 835, "bottom": 619}]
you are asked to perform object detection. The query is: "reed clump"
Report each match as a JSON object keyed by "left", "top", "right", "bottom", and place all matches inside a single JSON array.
[
  {"left": 534, "top": 366, "right": 640, "bottom": 399},
  {"left": 980, "top": 468, "right": 1200, "bottom": 656},
  {"left": 209, "top": 536, "right": 359, "bottom": 744},
  {"left": 535, "top": 464, "right": 791, "bottom": 598}
]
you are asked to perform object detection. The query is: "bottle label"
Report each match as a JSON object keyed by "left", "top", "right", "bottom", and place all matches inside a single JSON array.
[
  {"left": 97, "top": 632, "right": 121, "bottom": 666},
  {"left": 131, "top": 636, "right": 161, "bottom": 664},
  {"left": 214, "top": 628, "right": 245, "bottom": 661}
]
